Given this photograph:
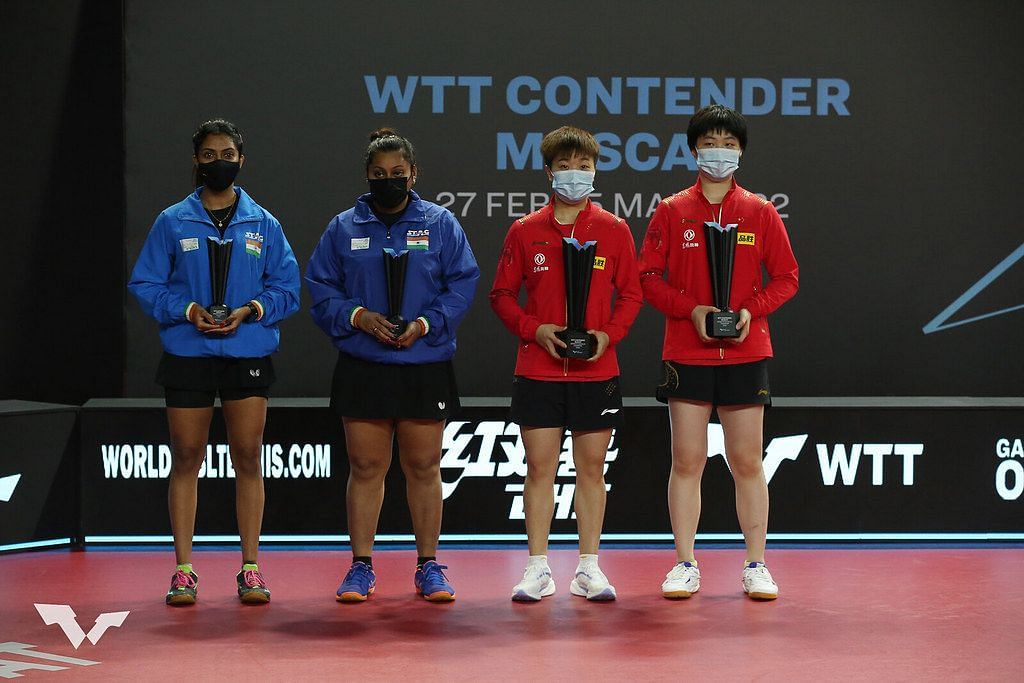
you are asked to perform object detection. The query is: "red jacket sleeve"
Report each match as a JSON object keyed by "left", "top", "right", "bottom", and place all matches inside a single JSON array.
[
  {"left": 738, "top": 202, "right": 799, "bottom": 317},
  {"left": 601, "top": 223, "right": 643, "bottom": 345},
  {"left": 638, "top": 201, "right": 700, "bottom": 319},
  {"left": 489, "top": 223, "right": 541, "bottom": 342}
]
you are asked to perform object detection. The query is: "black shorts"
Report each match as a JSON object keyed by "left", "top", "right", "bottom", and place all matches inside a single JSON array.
[
  {"left": 655, "top": 359, "right": 771, "bottom": 407},
  {"left": 330, "top": 351, "right": 459, "bottom": 421},
  {"left": 156, "top": 353, "right": 274, "bottom": 408},
  {"left": 510, "top": 376, "right": 623, "bottom": 431}
]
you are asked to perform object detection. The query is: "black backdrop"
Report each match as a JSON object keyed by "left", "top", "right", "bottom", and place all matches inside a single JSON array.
[{"left": 2, "top": 1, "right": 1022, "bottom": 403}]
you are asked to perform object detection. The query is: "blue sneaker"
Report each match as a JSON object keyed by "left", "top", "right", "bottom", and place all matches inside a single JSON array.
[
  {"left": 414, "top": 561, "right": 456, "bottom": 602},
  {"left": 336, "top": 561, "right": 376, "bottom": 602}
]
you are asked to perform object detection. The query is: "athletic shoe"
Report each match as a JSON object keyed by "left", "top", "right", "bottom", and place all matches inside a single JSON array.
[
  {"left": 511, "top": 563, "right": 556, "bottom": 602},
  {"left": 742, "top": 561, "right": 779, "bottom": 600},
  {"left": 415, "top": 560, "right": 456, "bottom": 602},
  {"left": 236, "top": 567, "right": 271, "bottom": 604},
  {"left": 165, "top": 569, "right": 198, "bottom": 606},
  {"left": 662, "top": 561, "right": 701, "bottom": 599},
  {"left": 336, "top": 561, "right": 376, "bottom": 602},
  {"left": 570, "top": 565, "right": 617, "bottom": 601}
]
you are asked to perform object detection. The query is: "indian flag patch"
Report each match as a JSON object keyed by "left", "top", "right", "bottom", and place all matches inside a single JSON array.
[
  {"left": 245, "top": 238, "right": 262, "bottom": 257},
  {"left": 406, "top": 229, "right": 429, "bottom": 250}
]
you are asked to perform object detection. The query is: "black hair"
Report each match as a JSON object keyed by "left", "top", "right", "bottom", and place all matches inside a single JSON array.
[
  {"left": 540, "top": 125, "right": 600, "bottom": 168},
  {"left": 192, "top": 118, "right": 244, "bottom": 156},
  {"left": 364, "top": 128, "right": 416, "bottom": 171},
  {"left": 686, "top": 105, "right": 747, "bottom": 150}
]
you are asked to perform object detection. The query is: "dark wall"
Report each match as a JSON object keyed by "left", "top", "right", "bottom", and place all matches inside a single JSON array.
[
  {"left": 121, "top": 0, "right": 1024, "bottom": 398},
  {"left": 0, "top": 1, "right": 124, "bottom": 403}
]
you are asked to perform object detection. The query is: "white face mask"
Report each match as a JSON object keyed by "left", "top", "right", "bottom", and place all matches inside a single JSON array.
[
  {"left": 696, "top": 148, "right": 740, "bottom": 181},
  {"left": 551, "top": 169, "right": 596, "bottom": 204}
]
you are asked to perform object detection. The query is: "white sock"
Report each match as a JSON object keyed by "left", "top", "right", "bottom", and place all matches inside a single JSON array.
[
  {"left": 527, "top": 554, "right": 549, "bottom": 567},
  {"left": 578, "top": 553, "right": 598, "bottom": 570}
]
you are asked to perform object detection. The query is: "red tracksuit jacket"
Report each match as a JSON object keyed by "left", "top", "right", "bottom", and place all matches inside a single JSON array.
[
  {"left": 490, "top": 199, "right": 643, "bottom": 381},
  {"left": 638, "top": 179, "right": 799, "bottom": 365}
]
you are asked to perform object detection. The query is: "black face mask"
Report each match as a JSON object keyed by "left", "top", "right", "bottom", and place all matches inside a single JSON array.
[
  {"left": 368, "top": 177, "right": 409, "bottom": 209},
  {"left": 196, "top": 159, "right": 241, "bottom": 192}
]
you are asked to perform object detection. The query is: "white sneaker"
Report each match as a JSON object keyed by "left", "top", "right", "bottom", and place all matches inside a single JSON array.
[
  {"left": 662, "top": 561, "right": 700, "bottom": 599},
  {"left": 511, "top": 563, "right": 556, "bottom": 602},
  {"left": 570, "top": 565, "right": 617, "bottom": 601},
  {"left": 741, "top": 562, "right": 778, "bottom": 600}
]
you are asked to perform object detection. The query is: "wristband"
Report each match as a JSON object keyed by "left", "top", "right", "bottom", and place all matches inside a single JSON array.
[{"left": 245, "top": 302, "right": 260, "bottom": 321}]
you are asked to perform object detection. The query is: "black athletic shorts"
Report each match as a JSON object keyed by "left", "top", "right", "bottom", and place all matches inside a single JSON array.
[
  {"left": 510, "top": 376, "right": 623, "bottom": 431},
  {"left": 655, "top": 359, "right": 771, "bottom": 406},
  {"left": 330, "top": 351, "right": 459, "bottom": 421},
  {"left": 156, "top": 353, "right": 274, "bottom": 408}
]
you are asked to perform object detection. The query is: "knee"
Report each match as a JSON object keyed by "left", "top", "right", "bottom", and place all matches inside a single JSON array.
[
  {"left": 171, "top": 444, "right": 206, "bottom": 476},
  {"left": 573, "top": 458, "right": 606, "bottom": 483},
  {"left": 671, "top": 450, "right": 706, "bottom": 479},
  {"left": 230, "top": 444, "right": 263, "bottom": 477},
  {"left": 348, "top": 455, "right": 389, "bottom": 482},
  {"left": 728, "top": 454, "right": 765, "bottom": 481},
  {"left": 399, "top": 454, "right": 439, "bottom": 482}
]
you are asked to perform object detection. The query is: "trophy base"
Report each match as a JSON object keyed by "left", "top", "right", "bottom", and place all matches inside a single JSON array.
[
  {"left": 706, "top": 310, "right": 740, "bottom": 338},
  {"left": 208, "top": 304, "right": 232, "bottom": 324},
  {"left": 555, "top": 329, "right": 597, "bottom": 359},
  {"left": 386, "top": 314, "right": 408, "bottom": 336}
]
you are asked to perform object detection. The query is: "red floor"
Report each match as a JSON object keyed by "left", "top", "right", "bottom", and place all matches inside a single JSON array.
[{"left": 2, "top": 548, "right": 1021, "bottom": 681}]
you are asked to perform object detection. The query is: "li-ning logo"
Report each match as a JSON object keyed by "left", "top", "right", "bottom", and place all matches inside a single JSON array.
[
  {"left": 249, "top": 369, "right": 260, "bottom": 378},
  {"left": 34, "top": 604, "right": 129, "bottom": 649}
]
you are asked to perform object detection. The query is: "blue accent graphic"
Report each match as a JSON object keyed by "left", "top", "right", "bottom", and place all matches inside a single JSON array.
[
  {"left": 564, "top": 238, "right": 598, "bottom": 250},
  {"left": 922, "top": 242, "right": 1024, "bottom": 334},
  {"left": 382, "top": 248, "right": 409, "bottom": 257}
]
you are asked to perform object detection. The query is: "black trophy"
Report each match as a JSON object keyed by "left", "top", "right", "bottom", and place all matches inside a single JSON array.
[
  {"left": 556, "top": 237, "right": 598, "bottom": 359},
  {"left": 382, "top": 248, "right": 409, "bottom": 336},
  {"left": 206, "top": 236, "right": 233, "bottom": 324},
  {"left": 703, "top": 222, "right": 740, "bottom": 338}
]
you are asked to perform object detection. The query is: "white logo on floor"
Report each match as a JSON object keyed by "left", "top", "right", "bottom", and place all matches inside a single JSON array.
[
  {"left": 34, "top": 605, "right": 129, "bottom": 649},
  {"left": 0, "top": 642, "right": 98, "bottom": 678}
]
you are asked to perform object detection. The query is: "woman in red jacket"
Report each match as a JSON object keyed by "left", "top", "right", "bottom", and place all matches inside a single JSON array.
[
  {"left": 491, "top": 126, "right": 642, "bottom": 602},
  {"left": 638, "top": 105, "right": 798, "bottom": 601}
]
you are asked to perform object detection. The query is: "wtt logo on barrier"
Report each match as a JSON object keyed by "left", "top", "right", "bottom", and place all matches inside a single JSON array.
[
  {"left": 34, "top": 605, "right": 129, "bottom": 649},
  {"left": 0, "top": 473, "right": 21, "bottom": 502}
]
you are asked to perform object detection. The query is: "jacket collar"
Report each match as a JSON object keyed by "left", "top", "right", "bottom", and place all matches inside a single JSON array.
[
  {"left": 540, "top": 196, "right": 596, "bottom": 229},
  {"left": 689, "top": 177, "right": 741, "bottom": 207},
  {"left": 177, "top": 186, "right": 261, "bottom": 224},
  {"left": 352, "top": 190, "right": 425, "bottom": 225}
]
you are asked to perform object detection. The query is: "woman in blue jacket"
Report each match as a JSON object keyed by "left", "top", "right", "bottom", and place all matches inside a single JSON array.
[
  {"left": 129, "top": 119, "right": 300, "bottom": 607},
  {"left": 306, "top": 128, "right": 479, "bottom": 603}
]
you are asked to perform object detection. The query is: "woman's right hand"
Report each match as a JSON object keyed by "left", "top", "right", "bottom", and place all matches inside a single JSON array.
[
  {"left": 355, "top": 309, "right": 399, "bottom": 346},
  {"left": 690, "top": 305, "right": 719, "bottom": 344},
  {"left": 188, "top": 304, "right": 224, "bottom": 333},
  {"left": 535, "top": 323, "right": 568, "bottom": 360}
]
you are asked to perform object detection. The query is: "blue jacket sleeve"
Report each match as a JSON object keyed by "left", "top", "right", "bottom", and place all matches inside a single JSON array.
[
  {"left": 305, "top": 217, "right": 364, "bottom": 342},
  {"left": 127, "top": 213, "right": 192, "bottom": 325},
  {"left": 420, "top": 211, "right": 480, "bottom": 346},
  {"left": 253, "top": 218, "right": 300, "bottom": 326}
]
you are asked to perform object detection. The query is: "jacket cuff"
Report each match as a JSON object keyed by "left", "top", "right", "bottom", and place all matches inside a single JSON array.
[{"left": 184, "top": 302, "right": 197, "bottom": 322}]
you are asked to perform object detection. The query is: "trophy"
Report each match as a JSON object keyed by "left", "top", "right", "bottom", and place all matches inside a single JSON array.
[
  {"left": 206, "top": 237, "right": 233, "bottom": 324},
  {"left": 555, "top": 237, "right": 598, "bottom": 359},
  {"left": 703, "top": 222, "right": 740, "bottom": 338},
  {"left": 382, "top": 248, "right": 409, "bottom": 335}
]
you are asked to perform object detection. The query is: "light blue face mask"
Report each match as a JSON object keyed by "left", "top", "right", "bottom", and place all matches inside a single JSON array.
[
  {"left": 551, "top": 169, "right": 596, "bottom": 204},
  {"left": 696, "top": 148, "right": 740, "bottom": 181}
]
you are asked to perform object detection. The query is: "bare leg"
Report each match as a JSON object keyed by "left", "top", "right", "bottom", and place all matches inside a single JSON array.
[
  {"left": 571, "top": 429, "right": 613, "bottom": 555},
  {"left": 342, "top": 418, "right": 394, "bottom": 557},
  {"left": 520, "top": 427, "right": 562, "bottom": 556},
  {"left": 395, "top": 419, "right": 445, "bottom": 557},
  {"left": 667, "top": 399, "right": 714, "bottom": 562},
  {"left": 222, "top": 396, "right": 268, "bottom": 564},
  {"left": 718, "top": 404, "right": 767, "bottom": 563},
  {"left": 166, "top": 407, "right": 214, "bottom": 566}
]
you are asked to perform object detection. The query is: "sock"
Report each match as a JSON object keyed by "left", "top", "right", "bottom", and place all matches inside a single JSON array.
[
  {"left": 241, "top": 562, "right": 259, "bottom": 572},
  {"left": 417, "top": 556, "right": 436, "bottom": 568},
  {"left": 578, "top": 553, "right": 599, "bottom": 569},
  {"left": 353, "top": 555, "right": 373, "bottom": 568},
  {"left": 176, "top": 563, "right": 194, "bottom": 575},
  {"left": 527, "top": 554, "right": 549, "bottom": 567}
]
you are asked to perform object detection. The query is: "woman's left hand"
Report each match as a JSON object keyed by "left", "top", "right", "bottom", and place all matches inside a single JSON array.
[
  {"left": 209, "top": 306, "right": 250, "bottom": 335},
  {"left": 727, "top": 308, "right": 752, "bottom": 344},
  {"left": 586, "top": 330, "right": 611, "bottom": 362},
  {"left": 395, "top": 318, "right": 426, "bottom": 349}
]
